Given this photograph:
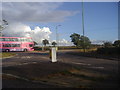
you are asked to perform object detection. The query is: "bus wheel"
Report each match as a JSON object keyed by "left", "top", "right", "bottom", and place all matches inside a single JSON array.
[
  {"left": 5, "top": 49, "right": 10, "bottom": 52},
  {"left": 23, "top": 49, "right": 27, "bottom": 52}
]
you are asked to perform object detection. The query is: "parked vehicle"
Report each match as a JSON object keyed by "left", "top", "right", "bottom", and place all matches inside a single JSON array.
[{"left": 0, "top": 37, "right": 34, "bottom": 52}]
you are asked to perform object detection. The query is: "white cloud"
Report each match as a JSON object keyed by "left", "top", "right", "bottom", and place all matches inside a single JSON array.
[
  {"left": 2, "top": 2, "right": 79, "bottom": 23},
  {"left": 31, "top": 26, "right": 52, "bottom": 44},
  {"left": 58, "top": 39, "right": 73, "bottom": 46}
]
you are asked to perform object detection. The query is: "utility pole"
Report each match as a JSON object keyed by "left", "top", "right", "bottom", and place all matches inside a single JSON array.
[{"left": 82, "top": 0, "right": 85, "bottom": 53}]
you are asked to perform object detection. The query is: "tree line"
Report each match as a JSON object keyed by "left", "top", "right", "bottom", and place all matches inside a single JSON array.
[
  {"left": 70, "top": 33, "right": 120, "bottom": 48},
  {"left": 34, "top": 33, "right": 120, "bottom": 49},
  {"left": 34, "top": 39, "right": 57, "bottom": 47}
]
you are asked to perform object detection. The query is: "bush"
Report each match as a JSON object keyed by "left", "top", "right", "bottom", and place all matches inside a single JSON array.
[
  {"left": 33, "top": 46, "right": 50, "bottom": 51},
  {"left": 97, "top": 47, "right": 119, "bottom": 55},
  {"left": 33, "top": 47, "right": 42, "bottom": 51},
  {"left": 113, "top": 40, "right": 120, "bottom": 47},
  {"left": 104, "top": 42, "right": 113, "bottom": 48}
]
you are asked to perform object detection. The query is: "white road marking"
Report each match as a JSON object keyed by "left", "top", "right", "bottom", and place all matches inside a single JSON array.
[
  {"left": 17, "top": 62, "right": 38, "bottom": 66},
  {"left": 40, "top": 57, "right": 49, "bottom": 59},
  {"left": 59, "top": 59, "right": 105, "bottom": 70},
  {"left": 32, "top": 62, "right": 37, "bottom": 64},
  {"left": 91, "top": 66, "right": 104, "bottom": 69},
  {"left": 3, "top": 73, "right": 29, "bottom": 81},
  {"left": 18, "top": 64, "right": 22, "bottom": 66},
  {"left": 71, "top": 62, "right": 91, "bottom": 66},
  {"left": 21, "top": 56, "right": 31, "bottom": 59}
]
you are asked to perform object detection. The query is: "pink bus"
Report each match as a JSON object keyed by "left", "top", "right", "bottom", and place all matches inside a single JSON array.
[{"left": 0, "top": 37, "right": 34, "bottom": 52}]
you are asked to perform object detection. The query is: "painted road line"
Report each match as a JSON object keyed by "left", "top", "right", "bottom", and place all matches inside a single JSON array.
[
  {"left": 32, "top": 62, "right": 37, "bottom": 64},
  {"left": 17, "top": 62, "right": 38, "bottom": 66},
  {"left": 90, "top": 66, "right": 104, "bottom": 69},
  {"left": 21, "top": 56, "right": 31, "bottom": 59},
  {"left": 59, "top": 59, "right": 91, "bottom": 66},
  {"left": 71, "top": 62, "right": 91, "bottom": 66},
  {"left": 60, "top": 60, "right": 105, "bottom": 69},
  {"left": 3, "top": 73, "right": 29, "bottom": 81}
]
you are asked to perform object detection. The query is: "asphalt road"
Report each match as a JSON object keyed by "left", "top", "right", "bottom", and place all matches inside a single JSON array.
[
  {"left": 2, "top": 50, "right": 119, "bottom": 77},
  {"left": 2, "top": 51, "right": 50, "bottom": 67},
  {"left": 2, "top": 50, "right": 119, "bottom": 88},
  {"left": 58, "top": 50, "right": 119, "bottom": 75}
]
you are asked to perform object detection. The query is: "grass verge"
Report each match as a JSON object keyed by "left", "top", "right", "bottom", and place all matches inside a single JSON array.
[{"left": 0, "top": 52, "right": 16, "bottom": 58}]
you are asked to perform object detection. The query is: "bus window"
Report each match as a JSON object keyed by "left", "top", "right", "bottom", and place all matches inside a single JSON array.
[
  {"left": 16, "top": 44, "right": 20, "bottom": 47},
  {"left": 15, "top": 38, "right": 19, "bottom": 41},
  {"left": 3, "top": 44, "right": 11, "bottom": 47},
  {"left": 11, "top": 38, "right": 15, "bottom": 41},
  {"left": 0, "top": 38, "right": 19, "bottom": 41},
  {"left": 4, "top": 38, "right": 10, "bottom": 41},
  {"left": 29, "top": 44, "right": 33, "bottom": 47},
  {"left": 11, "top": 44, "right": 16, "bottom": 47},
  {"left": 0, "top": 38, "right": 2, "bottom": 41},
  {"left": 11, "top": 44, "right": 20, "bottom": 47},
  {"left": 9, "top": 38, "right": 13, "bottom": 41},
  {"left": 1, "top": 38, "right": 5, "bottom": 41},
  {"left": 20, "top": 38, "right": 26, "bottom": 42},
  {"left": 26, "top": 38, "right": 29, "bottom": 42},
  {"left": 18, "top": 38, "right": 20, "bottom": 41},
  {"left": 28, "top": 39, "right": 32, "bottom": 42},
  {"left": 12, "top": 38, "right": 18, "bottom": 41}
]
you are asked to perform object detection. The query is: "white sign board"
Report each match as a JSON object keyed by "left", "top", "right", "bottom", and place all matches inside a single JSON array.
[{"left": 51, "top": 47, "right": 57, "bottom": 62}]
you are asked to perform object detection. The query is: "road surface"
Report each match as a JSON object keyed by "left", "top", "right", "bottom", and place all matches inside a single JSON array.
[{"left": 2, "top": 50, "right": 119, "bottom": 88}]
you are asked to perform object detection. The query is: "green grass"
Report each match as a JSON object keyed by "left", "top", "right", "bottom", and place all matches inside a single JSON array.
[{"left": 0, "top": 52, "right": 16, "bottom": 58}]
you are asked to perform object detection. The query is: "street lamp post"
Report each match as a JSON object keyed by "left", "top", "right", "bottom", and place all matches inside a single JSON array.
[{"left": 56, "top": 25, "right": 61, "bottom": 47}]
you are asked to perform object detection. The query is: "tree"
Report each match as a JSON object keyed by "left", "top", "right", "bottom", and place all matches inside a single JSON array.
[
  {"left": 80, "top": 35, "right": 91, "bottom": 49},
  {"left": 113, "top": 40, "right": 120, "bottom": 47},
  {"left": 70, "top": 33, "right": 81, "bottom": 47},
  {"left": 0, "top": 19, "right": 8, "bottom": 36},
  {"left": 70, "top": 33, "right": 91, "bottom": 48},
  {"left": 33, "top": 41, "right": 38, "bottom": 45},
  {"left": 52, "top": 41, "right": 57, "bottom": 47},
  {"left": 104, "top": 42, "right": 112, "bottom": 48},
  {"left": 0, "top": 19, "right": 8, "bottom": 30},
  {"left": 42, "top": 39, "right": 49, "bottom": 51},
  {"left": 42, "top": 39, "right": 49, "bottom": 46}
]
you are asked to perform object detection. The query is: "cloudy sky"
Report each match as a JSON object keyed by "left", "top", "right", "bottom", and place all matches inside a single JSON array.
[{"left": 0, "top": 1, "right": 118, "bottom": 45}]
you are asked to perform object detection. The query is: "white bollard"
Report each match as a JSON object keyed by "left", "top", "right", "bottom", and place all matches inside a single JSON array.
[{"left": 51, "top": 47, "right": 57, "bottom": 62}]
